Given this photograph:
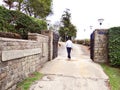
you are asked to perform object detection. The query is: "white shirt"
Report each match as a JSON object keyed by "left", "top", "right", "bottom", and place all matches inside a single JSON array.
[{"left": 66, "top": 40, "right": 73, "bottom": 48}]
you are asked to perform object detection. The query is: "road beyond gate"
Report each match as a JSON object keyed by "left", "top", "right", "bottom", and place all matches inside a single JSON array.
[{"left": 30, "top": 42, "right": 110, "bottom": 90}]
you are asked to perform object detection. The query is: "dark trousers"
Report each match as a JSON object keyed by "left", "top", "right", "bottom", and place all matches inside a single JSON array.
[{"left": 67, "top": 47, "right": 72, "bottom": 59}]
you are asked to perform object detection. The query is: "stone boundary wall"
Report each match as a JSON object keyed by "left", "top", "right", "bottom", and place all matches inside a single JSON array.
[
  {"left": 0, "top": 33, "right": 49, "bottom": 90},
  {"left": 91, "top": 29, "right": 108, "bottom": 63}
]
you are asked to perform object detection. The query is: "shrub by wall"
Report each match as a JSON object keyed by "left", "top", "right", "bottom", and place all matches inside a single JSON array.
[
  {"left": 73, "top": 39, "right": 90, "bottom": 46},
  {"left": 0, "top": 6, "right": 47, "bottom": 39},
  {"left": 108, "top": 27, "right": 120, "bottom": 67}
]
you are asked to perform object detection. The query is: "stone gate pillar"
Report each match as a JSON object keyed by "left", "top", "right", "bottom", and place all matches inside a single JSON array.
[
  {"left": 92, "top": 29, "right": 108, "bottom": 63},
  {"left": 41, "top": 30, "right": 53, "bottom": 61}
]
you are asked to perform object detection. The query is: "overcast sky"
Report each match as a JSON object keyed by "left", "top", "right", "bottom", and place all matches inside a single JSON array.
[
  {"left": 47, "top": 0, "right": 120, "bottom": 39},
  {"left": 1, "top": 0, "right": 120, "bottom": 39}
]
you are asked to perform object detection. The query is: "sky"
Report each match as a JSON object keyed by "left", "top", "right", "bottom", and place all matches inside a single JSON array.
[
  {"left": 47, "top": 0, "right": 120, "bottom": 39},
  {"left": 1, "top": 0, "right": 120, "bottom": 39}
]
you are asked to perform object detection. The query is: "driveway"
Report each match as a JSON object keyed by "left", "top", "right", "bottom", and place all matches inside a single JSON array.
[{"left": 30, "top": 42, "right": 110, "bottom": 90}]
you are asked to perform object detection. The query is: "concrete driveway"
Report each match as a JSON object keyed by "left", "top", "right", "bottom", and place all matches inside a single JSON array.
[{"left": 30, "top": 42, "right": 110, "bottom": 90}]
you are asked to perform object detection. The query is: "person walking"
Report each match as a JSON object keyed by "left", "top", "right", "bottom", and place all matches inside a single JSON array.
[{"left": 66, "top": 37, "right": 73, "bottom": 60}]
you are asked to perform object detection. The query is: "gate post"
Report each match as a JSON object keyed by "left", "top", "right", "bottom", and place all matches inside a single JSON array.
[
  {"left": 41, "top": 30, "right": 53, "bottom": 61},
  {"left": 91, "top": 29, "right": 108, "bottom": 63}
]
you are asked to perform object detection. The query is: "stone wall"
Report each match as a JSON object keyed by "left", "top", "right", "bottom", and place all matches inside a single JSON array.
[
  {"left": 0, "top": 33, "right": 49, "bottom": 90},
  {"left": 91, "top": 29, "right": 108, "bottom": 63}
]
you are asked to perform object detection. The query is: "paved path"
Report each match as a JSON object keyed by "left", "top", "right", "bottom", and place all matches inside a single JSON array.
[{"left": 30, "top": 42, "right": 110, "bottom": 90}]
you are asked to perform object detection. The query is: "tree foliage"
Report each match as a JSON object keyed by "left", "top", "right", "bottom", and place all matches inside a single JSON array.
[
  {"left": 2, "top": 0, "right": 53, "bottom": 18},
  {"left": 59, "top": 9, "right": 77, "bottom": 41},
  {"left": 0, "top": 6, "right": 47, "bottom": 39},
  {"left": 27, "top": 0, "right": 53, "bottom": 18},
  {"left": 3, "top": 0, "right": 15, "bottom": 10}
]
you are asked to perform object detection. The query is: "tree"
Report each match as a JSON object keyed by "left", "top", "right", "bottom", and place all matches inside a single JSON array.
[
  {"left": 59, "top": 9, "right": 77, "bottom": 41},
  {"left": 2, "top": 0, "right": 53, "bottom": 18},
  {"left": 3, "top": 0, "right": 15, "bottom": 10},
  {"left": 15, "top": 0, "right": 23, "bottom": 11},
  {"left": 27, "top": 0, "right": 52, "bottom": 18}
]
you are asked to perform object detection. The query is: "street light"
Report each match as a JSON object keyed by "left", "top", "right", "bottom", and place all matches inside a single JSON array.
[
  {"left": 89, "top": 25, "right": 93, "bottom": 35},
  {"left": 90, "top": 25, "right": 93, "bottom": 30},
  {"left": 98, "top": 18, "right": 104, "bottom": 25},
  {"left": 98, "top": 18, "right": 104, "bottom": 29},
  {"left": 46, "top": 20, "right": 51, "bottom": 30}
]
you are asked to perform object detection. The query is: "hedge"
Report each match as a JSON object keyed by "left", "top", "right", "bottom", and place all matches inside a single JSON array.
[
  {"left": 0, "top": 6, "right": 47, "bottom": 39},
  {"left": 73, "top": 39, "right": 90, "bottom": 46},
  {"left": 108, "top": 27, "right": 120, "bottom": 67}
]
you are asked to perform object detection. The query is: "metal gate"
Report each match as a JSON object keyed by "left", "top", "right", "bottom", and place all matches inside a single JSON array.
[
  {"left": 90, "top": 32, "right": 94, "bottom": 60},
  {"left": 53, "top": 32, "right": 59, "bottom": 59}
]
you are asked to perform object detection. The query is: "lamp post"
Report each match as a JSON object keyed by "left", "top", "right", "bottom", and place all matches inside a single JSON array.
[
  {"left": 46, "top": 20, "right": 51, "bottom": 30},
  {"left": 90, "top": 25, "right": 93, "bottom": 33},
  {"left": 98, "top": 18, "right": 104, "bottom": 29},
  {"left": 90, "top": 25, "right": 93, "bottom": 30}
]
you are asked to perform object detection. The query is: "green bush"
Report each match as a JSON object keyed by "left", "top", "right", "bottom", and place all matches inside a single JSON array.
[
  {"left": 0, "top": 7, "right": 15, "bottom": 32},
  {"left": 108, "top": 27, "right": 120, "bottom": 67},
  {"left": 73, "top": 39, "right": 90, "bottom": 46},
  {"left": 0, "top": 6, "right": 47, "bottom": 39}
]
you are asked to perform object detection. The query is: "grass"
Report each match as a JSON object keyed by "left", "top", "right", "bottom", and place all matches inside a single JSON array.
[
  {"left": 17, "top": 72, "right": 43, "bottom": 90},
  {"left": 100, "top": 64, "right": 120, "bottom": 90}
]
